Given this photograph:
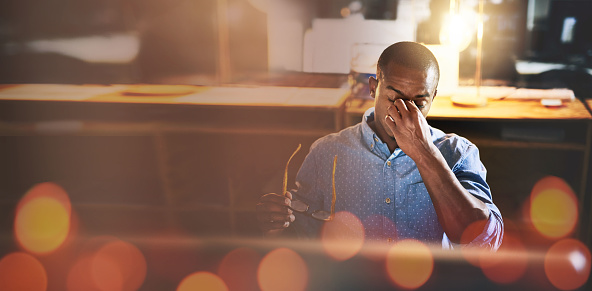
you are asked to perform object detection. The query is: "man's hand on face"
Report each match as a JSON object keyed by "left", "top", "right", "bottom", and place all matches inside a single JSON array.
[{"left": 385, "top": 99, "right": 436, "bottom": 162}]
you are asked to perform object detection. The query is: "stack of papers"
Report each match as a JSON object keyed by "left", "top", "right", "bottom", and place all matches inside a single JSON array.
[
  {"left": 506, "top": 88, "right": 575, "bottom": 100},
  {"left": 453, "top": 86, "right": 575, "bottom": 100}
]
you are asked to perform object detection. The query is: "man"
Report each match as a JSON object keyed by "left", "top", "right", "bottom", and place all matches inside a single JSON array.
[{"left": 256, "top": 41, "right": 503, "bottom": 249}]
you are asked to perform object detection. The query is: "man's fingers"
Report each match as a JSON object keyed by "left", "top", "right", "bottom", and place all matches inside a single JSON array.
[
  {"left": 393, "top": 99, "right": 409, "bottom": 118},
  {"left": 257, "top": 212, "right": 294, "bottom": 223},
  {"left": 256, "top": 202, "right": 293, "bottom": 214},
  {"left": 404, "top": 99, "right": 419, "bottom": 111},
  {"left": 386, "top": 105, "right": 399, "bottom": 131},
  {"left": 285, "top": 191, "right": 293, "bottom": 200},
  {"left": 267, "top": 220, "right": 291, "bottom": 229},
  {"left": 259, "top": 193, "right": 292, "bottom": 207},
  {"left": 257, "top": 212, "right": 295, "bottom": 230}
]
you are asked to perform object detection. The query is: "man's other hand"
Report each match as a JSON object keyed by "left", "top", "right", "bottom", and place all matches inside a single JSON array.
[{"left": 256, "top": 191, "right": 295, "bottom": 235}]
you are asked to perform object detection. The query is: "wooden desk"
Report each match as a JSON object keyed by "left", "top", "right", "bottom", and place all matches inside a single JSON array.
[
  {"left": 0, "top": 84, "right": 349, "bottom": 134},
  {"left": 346, "top": 96, "right": 592, "bottom": 121},
  {"left": 347, "top": 97, "right": 592, "bottom": 246},
  {"left": 0, "top": 84, "right": 349, "bottom": 238}
]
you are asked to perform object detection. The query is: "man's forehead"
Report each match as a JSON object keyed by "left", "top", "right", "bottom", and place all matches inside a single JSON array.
[{"left": 381, "top": 64, "right": 437, "bottom": 88}]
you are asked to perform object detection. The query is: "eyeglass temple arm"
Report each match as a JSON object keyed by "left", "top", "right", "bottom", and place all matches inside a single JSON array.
[
  {"left": 330, "top": 155, "right": 337, "bottom": 219},
  {"left": 283, "top": 144, "right": 301, "bottom": 197}
]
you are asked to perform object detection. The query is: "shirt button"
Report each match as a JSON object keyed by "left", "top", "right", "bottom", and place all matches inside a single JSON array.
[
  {"left": 374, "top": 137, "right": 379, "bottom": 142},
  {"left": 387, "top": 161, "right": 391, "bottom": 166},
  {"left": 371, "top": 143, "right": 374, "bottom": 148},
  {"left": 385, "top": 198, "right": 391, "bottom": 204}
]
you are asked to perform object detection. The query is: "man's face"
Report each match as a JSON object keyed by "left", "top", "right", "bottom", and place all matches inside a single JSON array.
[{"left": 369, "top": 63, "right": 438, "bottom": 139}]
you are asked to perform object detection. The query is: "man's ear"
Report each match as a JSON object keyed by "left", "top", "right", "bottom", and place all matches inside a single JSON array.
[{"left": 369, "top": 76, "right": 378, "bottom": 99}]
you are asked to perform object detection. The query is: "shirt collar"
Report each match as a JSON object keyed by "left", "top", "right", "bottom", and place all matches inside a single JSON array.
[{"left": 361, "top": 107, "right": 391, "bottom": 158}]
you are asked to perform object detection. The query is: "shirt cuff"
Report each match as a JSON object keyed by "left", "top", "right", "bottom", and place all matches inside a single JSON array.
[{"left": 442, "top": 209, "right": 504, "bottom": 251}]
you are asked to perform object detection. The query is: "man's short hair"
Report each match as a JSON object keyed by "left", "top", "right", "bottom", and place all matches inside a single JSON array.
[{"left": 376, "top": 42, "right": 440, "bottom": 84}]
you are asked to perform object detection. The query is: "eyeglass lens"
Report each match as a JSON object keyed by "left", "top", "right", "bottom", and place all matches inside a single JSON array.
[
  {"left": 311, "top": 211, "right": 332, "bottom": 221},
  {"left": 290, "top": 199, "right": 309, "bottom": 213}
]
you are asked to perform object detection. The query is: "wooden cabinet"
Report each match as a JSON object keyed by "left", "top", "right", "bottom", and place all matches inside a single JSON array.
[{"left": 0, "top": 84, "right": 349, "bottom": 239}]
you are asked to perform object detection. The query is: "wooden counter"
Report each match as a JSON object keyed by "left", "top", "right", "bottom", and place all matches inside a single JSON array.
[{"left": 1, "top": 84, "right": 590, "bottom": 247}]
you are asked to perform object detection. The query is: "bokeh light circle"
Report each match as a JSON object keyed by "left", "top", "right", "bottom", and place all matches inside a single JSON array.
[
  {"left": 144, "top": 238, "right": 201, "bottom": 283},
  {"left": 218, "top": 247, "right": 261, "bottom": 291},
  {"left": 177, "top": 272, "right": 228, "bottom": 291},
  {"left": 544, "top": 239, "right": 591, "bottom": 290},
  {"left": 385, "top": 239, "right": 434, "bottom": 289},
  {"left": 91, "top": 240, "right": 147, "bottom": 291},
  {"left": 320, "top": 211, "right": 365, "bottom": 261},
  {"left": 529, "top": 176, "right": 578, "bottom": 239},
  {"left": 67, "top": 255, "right": 99, "bottom": 291},
  {"left": 479, "top": 235, "right": 528, "bottom": 284},
  {"left": 363, "top": 214, "right": 397, "bottom": 242},
  {"left": 257, "top": 248, "right": 308, "bottom": 291},
  {"left": 0, "top": 252, "right": 47, "bottom": 291},
  {"left": 459, "top": 220, "right": 491, "bottom": 266},
  {"left": 66, "top": 237, "right": 146, "bottom": 291},
  {"left": 14, "top": 182, "right": 72, "bottom": 254}
]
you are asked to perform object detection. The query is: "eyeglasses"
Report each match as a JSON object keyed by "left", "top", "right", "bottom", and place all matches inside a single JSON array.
[{"left": 282, "top": 144, "right": 337, "bottom": 222}]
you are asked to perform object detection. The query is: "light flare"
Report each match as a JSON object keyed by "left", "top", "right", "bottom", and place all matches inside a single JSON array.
[
  {"left": 66, "top": 236, "right": 146, "bottom": 291},
  {"left": 0, "top": 252, "right": 47, "bottom": 291},
  {"left": 177, "top": 272, "right": 228, "bottom": 291},
  {"left": 257, "top": 248, "right": 308, "bottom": 291},
  {"left": 218, "top": 247, "right": 261, "bottom": 291},
  {"left": 459, "top": 219, "right": 489, "bottom": 266},
  {"left": 479, "top": 235, "right": 528, "bottom": 284},
  {"left": 439, "top": 13, "right": 475, "bottom": 51},
  {"left": 385, "top": 239, "right": 434, "bottom": 289},
  {"left": 320, "top": 211, "right": 365, "bottom": 261},
  {"left": 91, "top": 240, "right": 147, "bottom": 291},
  {"left": 15, "top": 182, "right": 72, "bottom": 254},
  {"left": 529, "top": 176, "right": 578, "bottom": 239},
  {"left": 544, "top": 239, "right": 590, "bottom": 290}
]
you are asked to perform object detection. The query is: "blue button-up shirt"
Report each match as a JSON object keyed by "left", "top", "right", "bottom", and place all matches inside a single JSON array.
[{"left": 291, "top": 108, "right": 503, "bottom": 249}]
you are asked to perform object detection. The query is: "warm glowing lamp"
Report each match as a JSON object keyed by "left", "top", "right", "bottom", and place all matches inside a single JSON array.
[
  {"left": 448, "top": 0, "right": 488, "bottom": 107},
  {"left": 439, "top": 0, "right": 475, "bottom": 52}
]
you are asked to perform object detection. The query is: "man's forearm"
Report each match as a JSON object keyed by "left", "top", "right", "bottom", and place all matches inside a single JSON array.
[{"left": 414, "top": 145, "right": 490, "bottom": 243}]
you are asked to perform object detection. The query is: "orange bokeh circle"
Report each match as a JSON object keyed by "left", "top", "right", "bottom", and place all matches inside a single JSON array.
[
  {"left": 0, "top": 252, "right": 47, "bottom": 291},
  {"left": 257, "top": 248, "right": 308, "bottom": 291},
  {"left": 320, "top": 211, "right": 365, "bottom": 261},
  {"left": 177, "top": 272, "right": 228, "bottom": 291},
  {"left": 218, "top": 247, "right": 261, "bottom": 291},
  {"left": 385, "top": 239, "right": 434, "bottom": 289},
  {"left": 66, "top": 237, "right": 147, "bottom": 291},
  {"left": 479, "top": 235, "right": 528, "bottom": 284},
  {"left": 544, "top": 239, "right": 591, "bottom": 290},
  {"left": 14, "top": 182, "right": 72, "bottom": 254},
  {"left": 91, "top": 240, "right": 147, "bottom": 291},
  {"left": 529, "top": 176, "right": 578, "bottom": 239}
]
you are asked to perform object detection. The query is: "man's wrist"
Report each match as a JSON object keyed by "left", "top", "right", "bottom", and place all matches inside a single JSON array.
[{"left": 411, "top": 142, "right": 441, "bottom": 166}]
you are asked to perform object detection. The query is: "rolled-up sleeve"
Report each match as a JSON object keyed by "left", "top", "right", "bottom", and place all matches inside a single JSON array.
[{"left": 445, "top": 144, "right": 504, "bottom": 250}]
